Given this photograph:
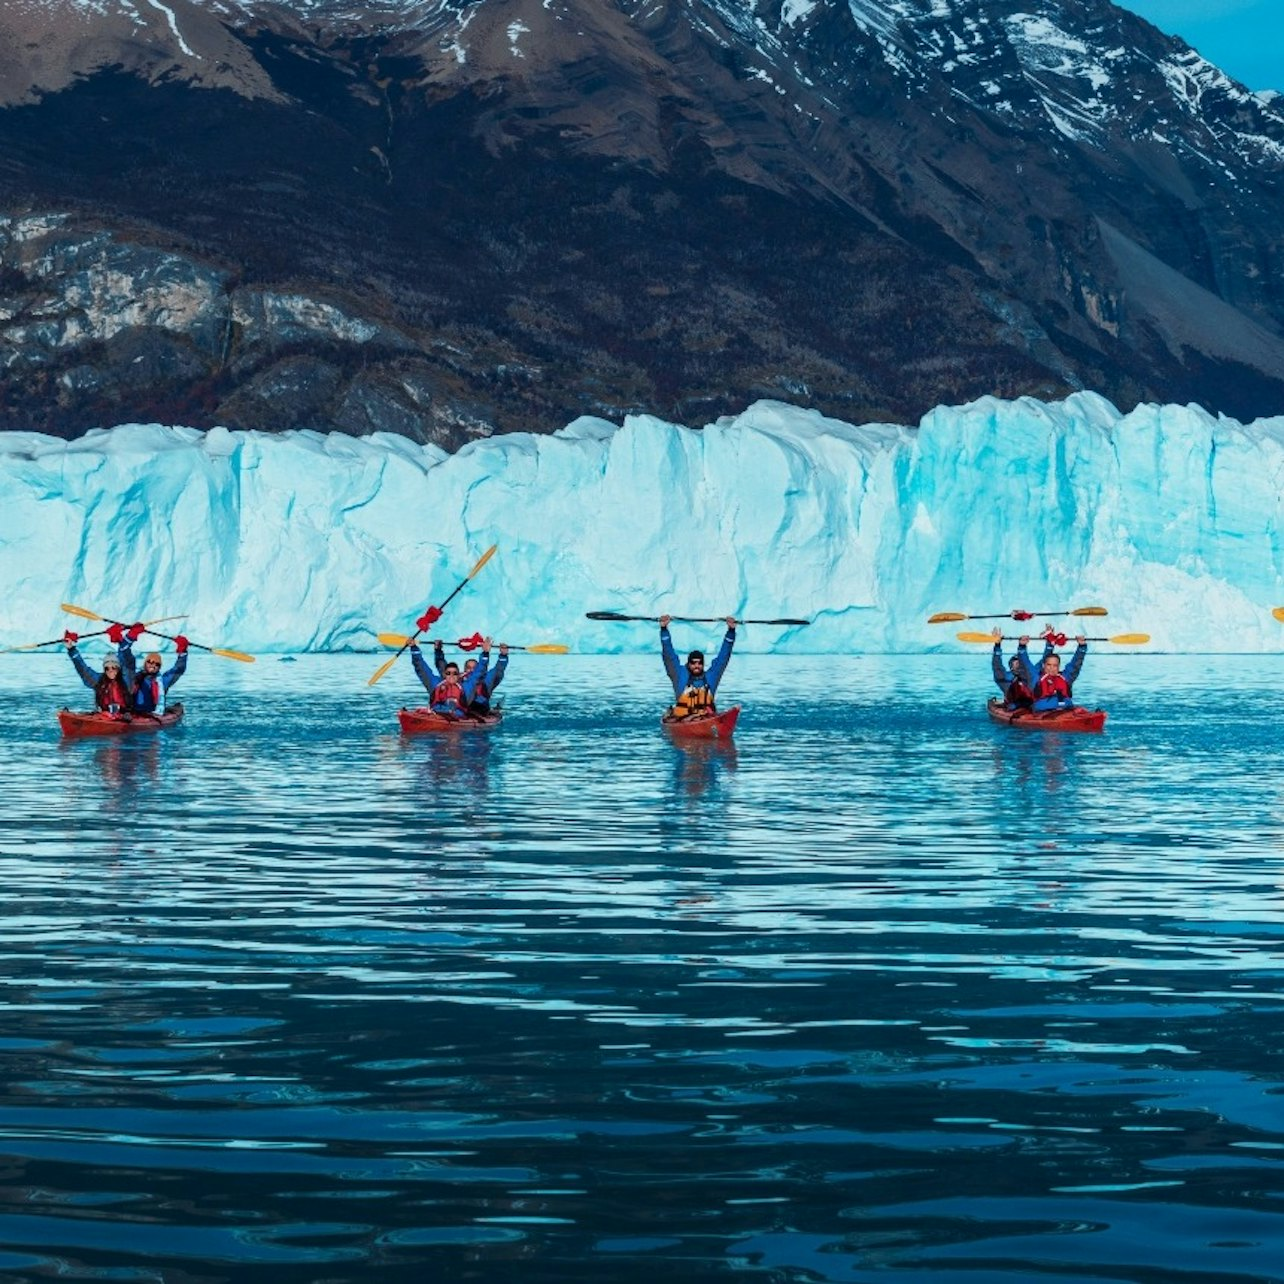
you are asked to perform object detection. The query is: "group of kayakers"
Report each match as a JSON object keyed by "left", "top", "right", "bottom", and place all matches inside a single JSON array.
[
  {"left": 990, "top": 627, "right": 1088, "bottom": 712},
  {"left": 61, "top": 621, "right": 510, "bottom": 724},
  {"left": 55, "top": 606, "right": 1095, "bottom": 731}
]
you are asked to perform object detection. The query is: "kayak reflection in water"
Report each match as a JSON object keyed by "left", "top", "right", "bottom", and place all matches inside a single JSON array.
[
  {"left": 990, "top": 628, "right": 1034, "bottom": 710},
  {"left": 660, "top": 614, "right": 737, "bottom": 720},
  {"left": 64, "top": 631, "right": 132, "bottom": 715},
  {"left": 410, "top": 638, "right": 490, "bottom": 720},
  {"left": 1020, "top": 628, "right": 1088, "bottom": 712}
]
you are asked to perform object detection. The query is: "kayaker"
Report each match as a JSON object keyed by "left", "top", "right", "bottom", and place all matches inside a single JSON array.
[
  {"left": 469, "top": 644, "right": 508, "bottom": 715},
  {"left": 660, "top": 614, "right": 737, "bottom": 719},
  {"left": 410, "top": 638, "right": 490, "bottom": 719},
  {"left": 990, "top": 628, "right": 1033, "bottom": 709},
  {"left": 429, "top": 637, "right": 508, "bottom": 715},
  {"left": 64, "top": 631, "right": 132, "bottom": 714},
  {"left": 1022, "top": 630, "right": 1088, "bottom": 712},
  {"left": 114, "top": 622, "right": 189, "bottom": 716}
]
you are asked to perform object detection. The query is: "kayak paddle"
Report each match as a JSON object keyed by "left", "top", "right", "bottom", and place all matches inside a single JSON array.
[
  {"left": 1273, "top": 607, "right": 1284, "bottom": 623},
  {"left": 376, "top": 632, "right": 567, "bottom": 654},
  {"left": 3, "top": 614, "right": 188, "bottom": 653},
  {"left": 61, "top": 604, "right": 255, "bottom": 662},
  {"left": 587, "top": 611, "right": 810, "bottom": 625},
  {"left": 929, "top": 606, "right": 1107, "bottom": 624},
  {"left": 368, "top": 544, "right": 498, "bottom": 686},
  {"left": 957, "top": 630, "right": 1149, "bottom": 645}
]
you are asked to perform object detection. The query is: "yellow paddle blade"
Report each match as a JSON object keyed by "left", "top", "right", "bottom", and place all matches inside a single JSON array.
[
  {"left": 468, "top": 544, "right": 498, "bottom": 579},
  {"left": 928, "top": 612, "right": 968, "bottom": 623},
  {"left": 1273, "top": 607, "right": 1284, "bottom": 623},
  {"left": 0, "top": 642, "right": 44, "bottom": 653},
  {"left": 61, "top": 602, "right": 106, "bottom": 622},
  {"left": 368, "top": 654, "right": 399, "bottom": 687},
  {"left": 1071, "top": 606, "right": 1108, "bottom": 617},
  {"left": 1108, "top": 633, "right": 1149, "bottom": 645},
  {"left": 378, "top": 632, "right": 415, "bottom": 648},
  {"left": 526, "top": 643, "right": 569, "bottom": 654},
  {"left": 211, "top": 647, "right": 255, "bottom": 663},
  {"left": 957, "top": 631, "right": 1003, "bottom": 643}
]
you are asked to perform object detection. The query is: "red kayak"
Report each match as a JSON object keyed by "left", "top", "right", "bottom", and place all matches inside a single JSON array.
[
  {"left": 58, "top": 703, "right": 185, "bottom": 739},
  {"left": 662, "top": 706, "right": 740, "bottom": 740},
  {"left": 987, "top": 698, "right": 1106, "bottom": 733},
  {"left": 398, "top": 707, "right": 503, "bottom": 734}
]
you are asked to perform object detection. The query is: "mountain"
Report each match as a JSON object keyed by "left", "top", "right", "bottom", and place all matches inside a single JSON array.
[{"left": 1, "top": 0, "right": 1283, "bottom": 446}]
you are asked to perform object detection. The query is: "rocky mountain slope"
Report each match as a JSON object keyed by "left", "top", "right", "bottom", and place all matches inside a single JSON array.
[{"left": 1, "top": 0, "right": 1282, "bottom": 446}]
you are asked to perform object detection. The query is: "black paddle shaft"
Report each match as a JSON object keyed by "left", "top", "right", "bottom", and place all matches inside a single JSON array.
[{"left": 586, "top": 612, "right": 810, "bottom": 626}]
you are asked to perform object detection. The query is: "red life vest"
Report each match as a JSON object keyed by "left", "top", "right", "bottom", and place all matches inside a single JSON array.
[
  {"left": 97, "top": 676, "right": 130, "bottom": 713},
  {"left": 1006, "top": 679, "right": 1034, "bottom": 707},
  {"left": 1035, "top": 672, "right": 1070, "bottom": 700},
  {"left": 431, "top": 677, "right": 464, "bottom": 709}
]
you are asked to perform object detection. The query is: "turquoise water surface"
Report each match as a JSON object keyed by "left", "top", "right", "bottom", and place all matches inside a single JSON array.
[{"left": 0, "top": 651, "right": 1282, "bottom": 1283}]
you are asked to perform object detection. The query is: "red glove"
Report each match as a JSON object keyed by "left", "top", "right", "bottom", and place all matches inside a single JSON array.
[
  {"left": 458, "top": 633, "right": 483, "bottom": 651},
  {"left": 63, "top": 630, "right": 78, "bottom": 646},
  {"left": 106, "top": 622, "right": 126, "bottom": 645},
  {"left": 416, "top": 605, "right": 442, "bottom": 632},
  {"left": 174, "top": 634, "right": 189, "bottom": 654},
  {"left": 1010, "top": 610, "right": 1034, "bottom": 621},
  {"left": 127, "top": 621, "right": 146, "bottom": 642}
]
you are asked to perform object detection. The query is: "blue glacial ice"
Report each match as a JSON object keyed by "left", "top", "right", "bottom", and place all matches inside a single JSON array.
[{"left": 2, "top": 391, "right": 1284, "bottom": 653}]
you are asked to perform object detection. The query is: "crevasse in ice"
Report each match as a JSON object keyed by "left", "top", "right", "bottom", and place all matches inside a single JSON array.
[{"left": 2, "top": 391, "right": 1283, "bottom": 652}]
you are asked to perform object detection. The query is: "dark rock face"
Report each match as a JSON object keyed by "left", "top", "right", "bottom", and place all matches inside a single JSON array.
[{"left": 1, "top": 0, "right": 1283, "bottom": 444}]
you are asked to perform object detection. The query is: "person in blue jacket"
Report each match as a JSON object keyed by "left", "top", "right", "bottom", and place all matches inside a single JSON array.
[
  {"left": 990, "top": 628, "right": 1033, "bottom": 709},
  {"left": 431, "top": 639, "right": 510, "bottom": 714},
  {"left": 660, "top": 614, "right": 738, "bottom": 719},
  {"left": 63, "top": 631, "right": 132, "bottom": 714},
  {"left": 410, "top": 637, "right": 490, "bottom": 719},
  {"left": 116, "top": 622, "right": 189, "bottom": 716},
  {"left": 1018, "top": 630, "right": 1088, "bottom": 712}
]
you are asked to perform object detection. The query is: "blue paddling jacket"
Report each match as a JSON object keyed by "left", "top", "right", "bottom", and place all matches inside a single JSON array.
[
  {"left": 661, "top": 624, "right": 735, "bottom": 714},
  {"left": 1019, "top": 639, "right": 1087, "bottom": 712},
  {"left": 121, "top": 641, "right": 187, "bottom": 715},
  {"left": 411, "top": 645, "right": 489, "bottom": 717}
]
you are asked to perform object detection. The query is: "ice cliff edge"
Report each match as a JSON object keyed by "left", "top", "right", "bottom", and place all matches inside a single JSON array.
[{"left": 2, "top": 392, "right": 1283, "bottom": 653}]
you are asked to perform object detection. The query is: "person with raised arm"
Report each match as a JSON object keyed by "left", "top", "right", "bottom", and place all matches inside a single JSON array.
[
  {"left": 410, "top": 637, "right": 492, "bottom": 720},
  {"left": 659, "top": 614, "right": 738, "bottom": 720},
  {"left": 114, "top": 621, "right": 189, "bottom": 717},
  {"left": 63, "top": 630, "right": 132, "bottom": 715},
  {"left": 1024, "top": 627, "right": 1088, "bottom": 712},
  {"left": 990, "top": 628, "right": 1034, "bottom": 710}
]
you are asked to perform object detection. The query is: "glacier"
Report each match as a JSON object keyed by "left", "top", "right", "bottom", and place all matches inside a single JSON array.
[{"left": 2, "top": 391, "right": 1284, "bottom": 654}]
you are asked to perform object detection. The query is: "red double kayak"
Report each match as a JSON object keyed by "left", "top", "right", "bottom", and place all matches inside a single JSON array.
[
  {"left": 58, "top": 703, "right": 186, "bottom": 739},
  {"left": 661, "top": 706, "right": 740, "bottom": 740},
  {"left": 987, "top": 698, "right": 1106, "bottom": 733},
  {"left": 398, "top": 707, "right": 503, "bottom": 734}
]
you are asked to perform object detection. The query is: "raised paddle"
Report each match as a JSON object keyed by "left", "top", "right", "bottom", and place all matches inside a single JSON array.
[
  {"left": 2, "top": 615, "right": 188, "bottom": 654},
  {"left": 368, "top": 544, "right": 499, "bottom": 686},
  {"left": 957, "top": 630, "right": 1150, "bottom": 645},
  {"left": 587, "top": 611, "right": 811, "bottom": 625},
  {"left": 929, "top": 606, "right": 1107, "bottom": 624},
  {"left": 376, "top": 632, "right": 568, "bottom": 654},
  {"left": 61, "top": 604, "right": 255, "bottom": 662}
]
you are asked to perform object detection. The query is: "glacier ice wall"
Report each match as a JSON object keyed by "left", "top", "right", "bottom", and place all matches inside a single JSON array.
[{"left": 2, "top": 391, "right": 1284, "bottom": 653}]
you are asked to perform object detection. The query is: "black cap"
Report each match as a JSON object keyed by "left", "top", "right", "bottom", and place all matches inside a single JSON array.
[{"left": 687, "top": 650, "right": 705, "bottom": 663}]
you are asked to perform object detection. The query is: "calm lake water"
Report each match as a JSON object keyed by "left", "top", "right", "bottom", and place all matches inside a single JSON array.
[{"left": 0, "top": 650, "right": 1282, "bottom": 1283}]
